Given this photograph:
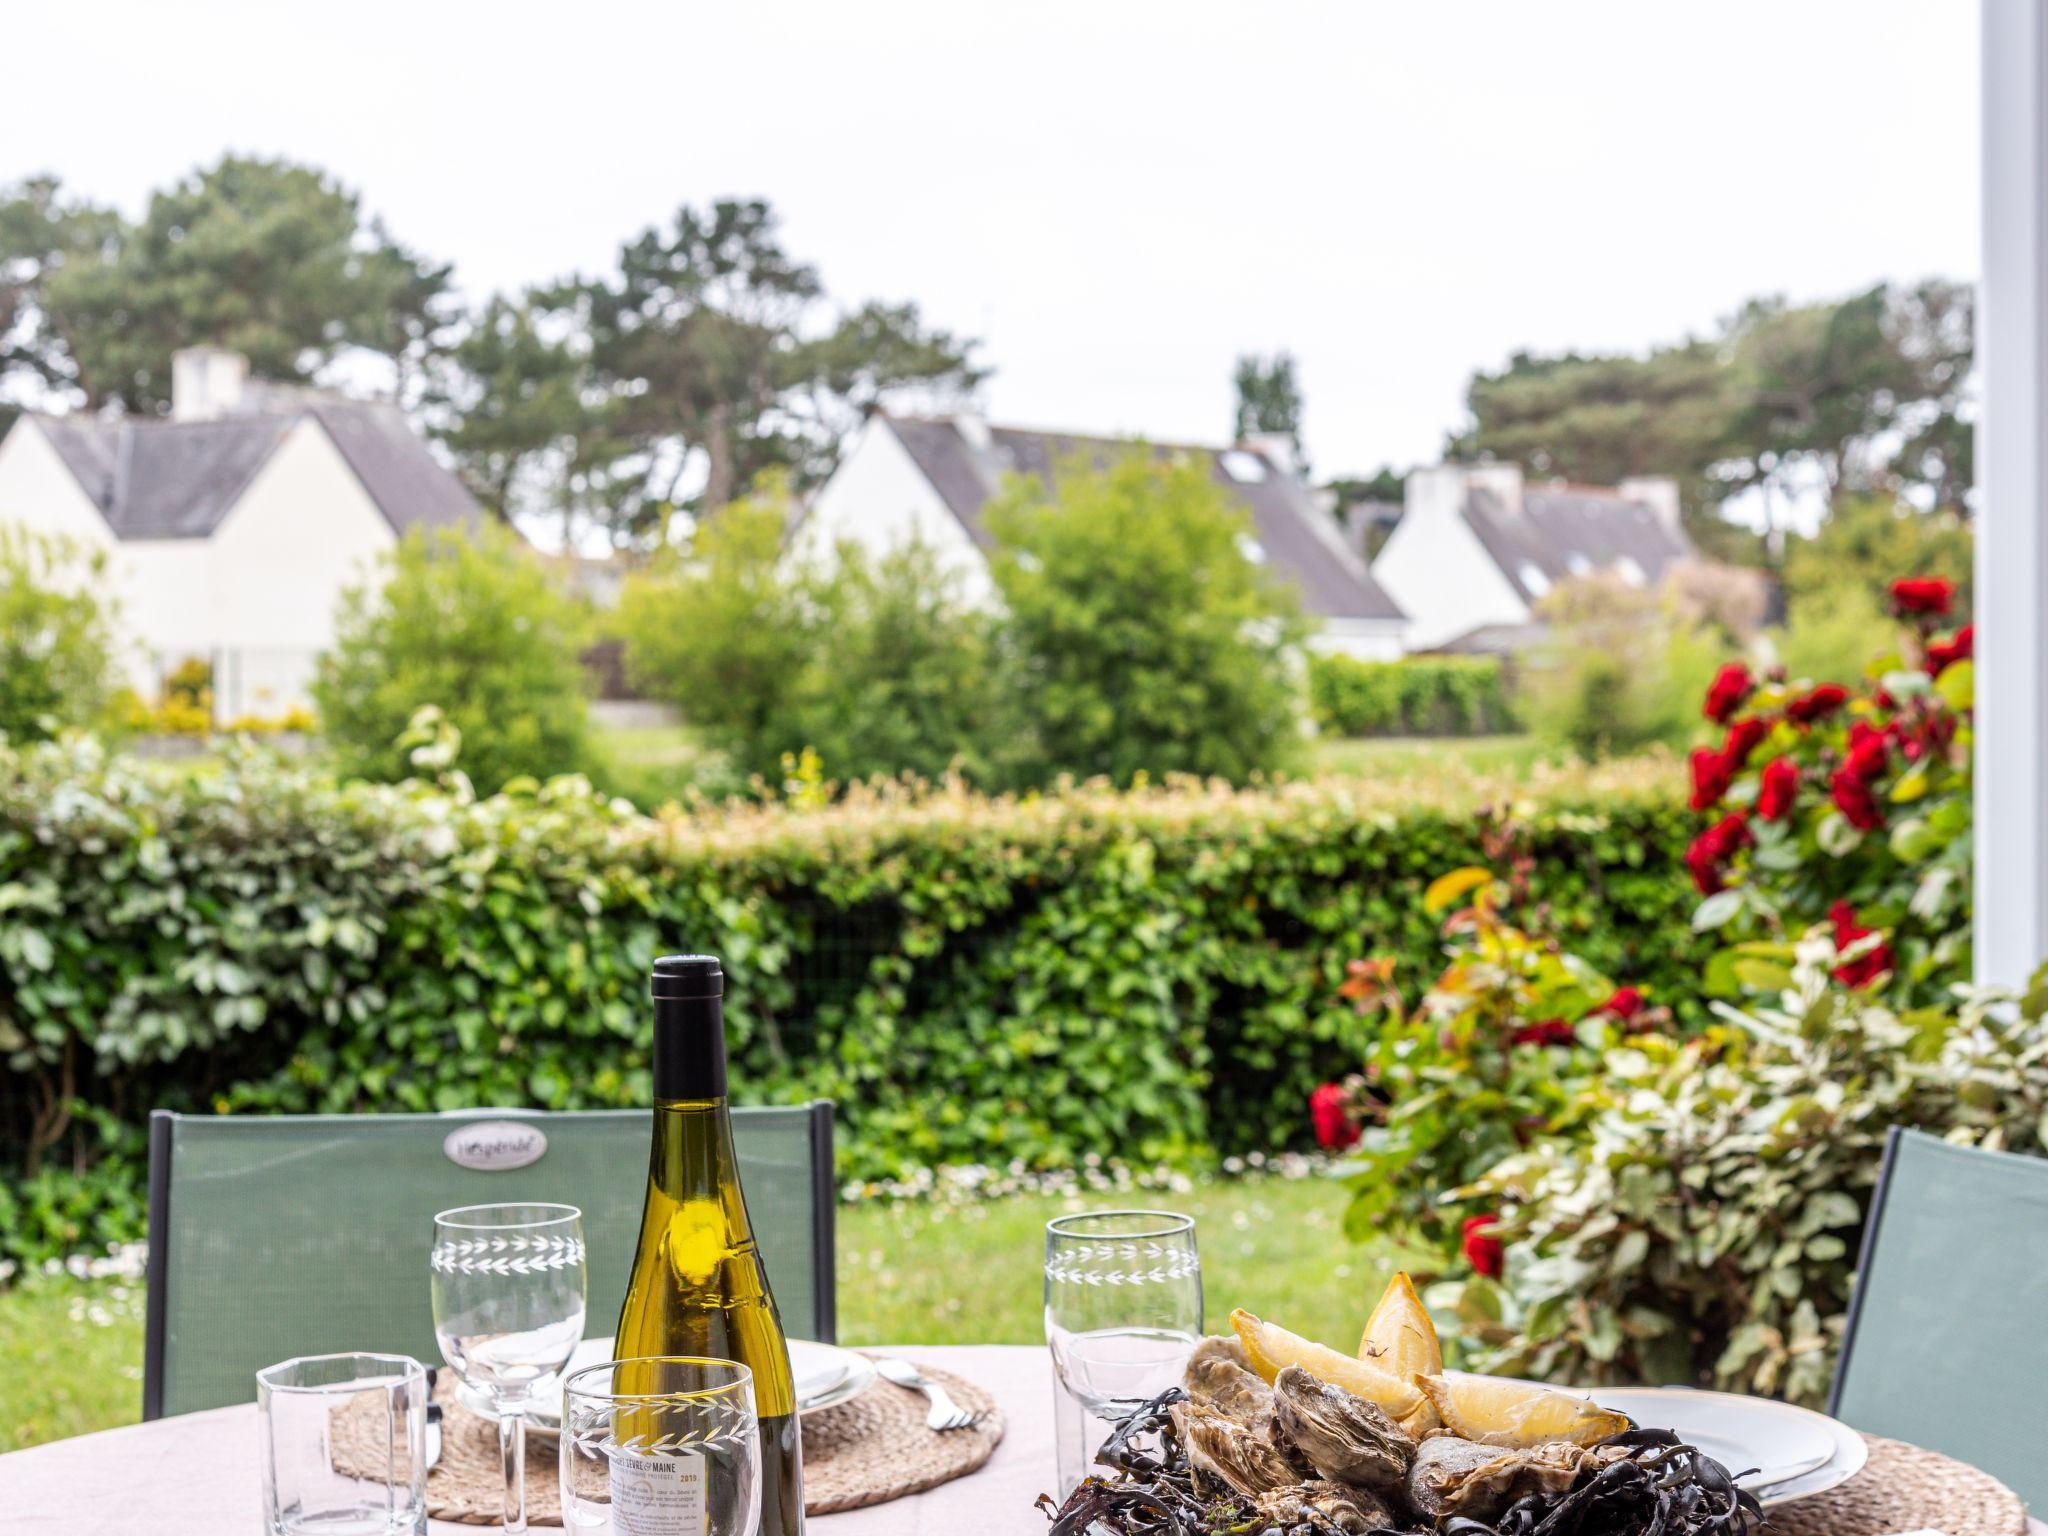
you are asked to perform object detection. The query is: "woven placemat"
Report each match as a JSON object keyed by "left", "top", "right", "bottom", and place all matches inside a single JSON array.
[
  {"left": 1769, "top": 1434, "right": 2026, "bottom": 1536},
  {"left": 331, "top": 1356, "right": 1003, "bottom": 1525}
]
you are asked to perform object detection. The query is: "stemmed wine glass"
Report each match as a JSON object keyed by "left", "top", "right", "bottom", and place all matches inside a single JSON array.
[
  {"left": 430, "top": 1202, "right": 588, "bottom": 1535},
  {"left": 1044, "top": 1210, "right": 1203, "bottom": 1497}
]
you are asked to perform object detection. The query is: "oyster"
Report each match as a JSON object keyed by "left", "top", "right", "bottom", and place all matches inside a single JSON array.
[
  {"left": 1184, "top": 1335, "right": 1276, "bottom": 1427},
  {"left": 1255, "top": 1479, "right": 1398, "bottom": 1534},
  {"left": 1170, "top": 1399, "right": 1299, "bottom": 1499},
  {"left": 1270, "top": 1365, "right": 1415, "bottom": 1491},
  {"left": 1405, "top": 1434, "right": 1602, "bottom": 1522}
]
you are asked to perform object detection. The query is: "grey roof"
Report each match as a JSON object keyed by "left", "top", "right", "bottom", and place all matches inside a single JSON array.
[
  {"left": 1463, "top": 484, "right": 1692, "bottom": 603},
  {"left": 881, "top": 415, "right": 1405, "bottom": 623},
  {"left": 1421, "top": 621, "right": 1551, "bottom": 657},
  {"left": 29, "top": 400, "right": 476, "bottom": 542}
]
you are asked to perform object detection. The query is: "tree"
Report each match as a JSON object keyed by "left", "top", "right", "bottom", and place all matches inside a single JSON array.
[
  {"left": 617, "top": 477, "right": 1015, "bottom": 785},
  {"left": 0, "top": 157, "right": 454, "bottom": 417},
  {"left": 986, "top": 451, "right": 1307, "bottom": 785},
  {"left": 0, "top": 527, "right": 123, "bottom": 742},
  {"left": 1232, "top": 351, "right": 1307, "bottom": 474},
  {"left": 1456, "top": 279, "right": 1975, "bottom": 547},
  {"left": 313, "top": 525, "right": 592, "bottom": 792},
  {"left": 462, "top": 199, "right": 984, "bottom": 546}
]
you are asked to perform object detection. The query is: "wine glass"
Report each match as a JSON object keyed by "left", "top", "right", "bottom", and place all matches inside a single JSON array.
[
  {"left": 560, "top": 1356, "right": 761, "bottom": 1536},
  {"left": 1044, "top": 1210, "right": 1203, "bottom": 1496},
  {"left": 430, "top": 1202, "right": 587, "bottom": 1535}
]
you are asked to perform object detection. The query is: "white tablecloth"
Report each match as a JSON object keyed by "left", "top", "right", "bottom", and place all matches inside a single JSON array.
[{"left": 0, "top": 1343, "right": 1059, "bottom": 1535}]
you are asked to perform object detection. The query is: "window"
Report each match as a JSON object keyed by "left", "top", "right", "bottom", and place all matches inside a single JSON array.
[
  {"left": 1219, "top": 450, "right": 1269, "bottom": 484},
  {"left": 1566, "top": 552, "right": 1592, "bottom": 575},
  {"left": 1517, "top": 561, "right": 1551, "bottom": 597},
  {"left": 1236, "top": 531, "right": 1268, "bottom": 564},
  {"left": 1614, "top": 556, "right": 1647, "bottom": 587}
]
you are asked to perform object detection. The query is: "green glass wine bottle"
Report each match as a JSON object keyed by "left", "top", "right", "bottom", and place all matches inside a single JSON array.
[{"left": 615, "top": 954, "right": 804, "bottom": 1533}]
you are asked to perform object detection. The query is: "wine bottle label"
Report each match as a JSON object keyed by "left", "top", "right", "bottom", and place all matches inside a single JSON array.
[{"left": 608, "top": 1446, "right": 709, "bottom": 1536}]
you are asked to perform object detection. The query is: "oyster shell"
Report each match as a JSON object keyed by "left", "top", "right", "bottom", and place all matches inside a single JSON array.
[
  {"left": 1405, "top": 1434, "right": 1601, "bottom": 1522},
  {"left": 1270, "top": 1365, "right": 1416, "bottom": 1491},
  {"left": 1184, "top": 1335, "right": 1276, "bottom": 1427},
  {"left": 1256, "top": 1479, "right": 1399, "bottom": 1534},
  {"left": 1170, "top": 1399, "right": 1299, "bottom": 1499}
]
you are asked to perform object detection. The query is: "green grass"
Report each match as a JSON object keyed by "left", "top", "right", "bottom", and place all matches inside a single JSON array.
[
  {"left": 0, "top": 1171, "right": 1405, "bottom": 1452},
  {"left": 1309, "top": 733, "right": 1552, "bottom": 780},
  {"left": 0, "top": 1273, "right": 146, "bottom": 1451}
]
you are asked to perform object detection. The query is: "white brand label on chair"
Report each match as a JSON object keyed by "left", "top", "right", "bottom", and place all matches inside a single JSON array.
[
  {"left": 441, "top": 1121, "right": 548, "bottom": 1172},
  {"left": 608, "top": 1446, "right": 709, "bottom": 1536}
]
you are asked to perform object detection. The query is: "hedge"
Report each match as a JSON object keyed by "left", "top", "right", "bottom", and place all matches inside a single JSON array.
[
  {"left": 1307, "top": 654, "right": 1516, "bottom": 738},
  {"left": 0, "top": 739, "right": 1700, "bottom": 1269}
]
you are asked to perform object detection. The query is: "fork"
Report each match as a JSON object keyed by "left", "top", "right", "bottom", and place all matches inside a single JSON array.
[{"left": 872, "top": 1357, "right": 985, "bottom": 1432}]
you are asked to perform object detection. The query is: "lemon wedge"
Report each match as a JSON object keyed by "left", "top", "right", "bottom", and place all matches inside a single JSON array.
[
  {"left": 1358, "top": 1271, "right": 1442, "bottom": 1380},
  {"left": 1413, "top": 1373, "right": 1631, "bottom": 1448},
  {"left": 1230, "top": 1308, "right": 1424, "bottom": 1419}
]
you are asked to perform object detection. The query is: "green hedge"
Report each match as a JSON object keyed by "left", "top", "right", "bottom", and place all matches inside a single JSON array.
[
  {"left": 0, "top": 740, "right": 1698, "bottom": 1269},
  {"left": 1307, "top": 654, "right": 1516, "bottom": 738}
]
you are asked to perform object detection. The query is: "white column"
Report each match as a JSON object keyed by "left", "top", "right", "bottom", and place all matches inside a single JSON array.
[{"left": 1977, "top": 0, "right": 2048, "bottom": 986}]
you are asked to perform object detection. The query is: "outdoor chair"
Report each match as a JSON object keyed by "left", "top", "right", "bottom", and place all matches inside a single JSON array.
[
  {"left": 1829, "top": 1126, "right": 2048, "bottom": 1506},
  {"left": 143, "top": 1104, "right": 836, "bottom": 1419}
]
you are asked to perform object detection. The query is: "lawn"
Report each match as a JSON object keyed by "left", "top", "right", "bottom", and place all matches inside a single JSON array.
[
  {"left": 1308, "top": 733, "right": 1552, "bottom": 780},
  {"left": 0, "top": 1170, "right": 1409, "bottom": 1453}
]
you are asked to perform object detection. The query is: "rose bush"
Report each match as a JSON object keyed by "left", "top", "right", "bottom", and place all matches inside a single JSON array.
[
  {"left": 1425, "top": 933, "right": 2048, "bottom": 1404},
  {"left": 1683, "top": 576, "right": 1973, "bottom": 1005},
  {"left": 1329, "top": 863, "right": 1669, "bottom": 1246}
]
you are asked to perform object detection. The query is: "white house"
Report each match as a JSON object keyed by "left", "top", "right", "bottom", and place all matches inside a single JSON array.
[
  {"left": 0, "top": 348, "right": 477, "bottom": 719},
  {"left": 1371, "top": 462, "right": 1692, "bottom": 651},
  {"left": 799, "top": 412, "right": 1409, "bottom": 658}
]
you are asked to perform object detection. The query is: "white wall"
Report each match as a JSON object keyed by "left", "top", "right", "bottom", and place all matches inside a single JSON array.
[
  {"left": 201, "top": 419, "right": 396, "bottom": 717},
  {"left": 1372, "top": 467, "right": 1530, "bottom": 650},
  {"left": 0, "top": 422, "right": 117, "bottom": 547},
  {"left": 798, "top": 419, "right": 993, "bottom": 603}
]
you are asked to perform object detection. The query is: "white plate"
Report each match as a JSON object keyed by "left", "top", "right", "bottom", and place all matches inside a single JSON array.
[
  {"left": 456, "top": 1336, "right": 876, "bottom": 1429},
  {"left": 1547, "top": 1384, "right": 1868, "bottom": 1506}
]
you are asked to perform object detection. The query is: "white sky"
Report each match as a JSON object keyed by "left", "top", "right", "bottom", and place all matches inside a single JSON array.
[{"left": 4, "top": 1, "right": 1979, "bottom": 480}]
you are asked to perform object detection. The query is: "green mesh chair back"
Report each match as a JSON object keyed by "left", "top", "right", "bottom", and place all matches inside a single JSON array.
[
  {"left": 1829, "top": 1127, "right": 2048, "bottom": 1504},
  {"left": 144, "top": 1105, "right": 835, "bottom": 1419}
]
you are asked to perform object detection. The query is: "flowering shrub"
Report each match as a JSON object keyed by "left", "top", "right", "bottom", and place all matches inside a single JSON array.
[
  {"left": 1684, "top": 577, "right": 1973, "bottom": 1003},
  {"left": 1329, "top": 865, "right": 1669, "bottom": 1246},
  {"left": 1427, "top": 933, "right": 2048, "bottom": 1404}
]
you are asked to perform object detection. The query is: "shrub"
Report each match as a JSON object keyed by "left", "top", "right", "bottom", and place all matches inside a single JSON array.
[
  {"left": 619, "top": 489, "right": 1021, "bottom": 787},
  {"left": 1306, "top": 655, "right": 1514, "bottom": 738},
  {"left": 986, "top": 452, "right": 1308, "bottom": 785},
  {"left": 1331, "top": 865, "right": 1666, "bottom": 1247},
  {"left": 1430, "top": 934, "right": 2048, "bottom": 1404},
  {"left": 1684, "top": 582, "right": 1972, "bottom": 1005},
  {"left": 1520, "top": 575, "right": 1723, "bottom": 759},
  {"left": 313, "top": 523, "right": 593, "bottom": 792},
  {"left": 0, "top": 741, "right": 1697, "bottom": 1270},
  {"left": 1781, "top": 495, "right": 1971, "bottom": 629},
  {"left": 0, "top": 526, "right": 124, "bottom": 743}
]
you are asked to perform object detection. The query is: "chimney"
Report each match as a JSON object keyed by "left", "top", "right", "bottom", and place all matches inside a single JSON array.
[
  {"left": 170, "top": 347, "right": 248, "bottom": 422},
  {"left": 1618, "top": 475, "right": 1683, "bottom": 532},
  {"left": 1463, "top": 461, "right": 1525, "bottom": 515},
  {"left": 953, "top": 412, "right": 993, "bottom": 452},
  {"left": 1242, "top": 432, "right": 1303, "bottom": 479}
]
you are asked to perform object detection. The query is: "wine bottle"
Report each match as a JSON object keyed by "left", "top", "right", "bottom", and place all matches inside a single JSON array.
[{"left": 616, "top": 954, "right": 804, "bottom": 1533}]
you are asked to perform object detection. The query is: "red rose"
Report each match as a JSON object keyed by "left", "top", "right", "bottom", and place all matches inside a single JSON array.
[
  {"left": 1829, "top": 901, "right": 1895, "bottom": 989},
  {"left": 1461, "top": 1213, "right": 1505, "bottom": 1278},
  {"left": 1926, "top": 625, "right": 1973, "bottom": 677},
  {"left": 1829, "top": 765, "right": 1884, "bottom": 830},
  {"left": 1723, "top": 716, "right": 1772, "bottom": 766},
  {"left": 1902, "top": 710, "right": 1957, "bottom": 762},
  {"left": 1784, "top": 684, "right": 1849, "bottom": 724},
  {"left": 1685, "top": 813, "right": 1752, "bottom": 894},
  {"left": 1309, "top": 1082, "right": 1358, "bottom": 1151},
  {"left": 1703, "top": 663, "right": 1754, "bottom": 724},
  {"left": 1595, "top": 986, "right": 1645, "bottom": 1022},
  {"left": 1889, "top": 577, "right": 1956, "bottom": 617},
  {"left": 1756, "top": 757, "right": 1800, "bottom": 821},
  {"left": 1688, "top": 748, "right": 1735, "bottom": 811},
  {"left": 1510, "top": 1018, "right": 1576, "bottom": 1048}
]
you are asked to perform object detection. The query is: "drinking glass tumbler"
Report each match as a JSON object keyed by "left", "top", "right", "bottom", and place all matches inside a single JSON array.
[
  {"left": 431, "top": 1202, "right": 588, "bottom": 1536},
  {"left": 559, "top": 1356, "right": 762, "bottom": 1536},
  {"left": 257, "top": 1351, "right": 428, "bottom": 1536},
  {"left": 1043, "top": 1210, "right": 1203, "bottom": 1497}
]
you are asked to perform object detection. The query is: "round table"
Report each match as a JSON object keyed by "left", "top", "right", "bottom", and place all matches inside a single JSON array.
[{"left": 0, "top": 1344, "right": 1058, "bottom": 1535}]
